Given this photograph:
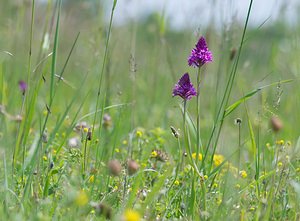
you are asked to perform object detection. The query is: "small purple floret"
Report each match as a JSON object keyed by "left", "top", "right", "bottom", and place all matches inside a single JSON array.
[
  {"left": 172, "top": 73, "right": 197, "bottom": 100},
  {"left": 18, "top": 80, "right": 27, "bottom": 95},
  {"left": 188, "top": 36, "right": 213, "bottom": 67}
]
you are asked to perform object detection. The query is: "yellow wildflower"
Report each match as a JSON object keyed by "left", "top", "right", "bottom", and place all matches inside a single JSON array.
[
  {"left": 277, "top": 162, "right": 283, "bottom": 167},
  {"left": 213, "top": 154, "right": 224, "bottom": 167},
  {"left": 239, "top": 170, "right": 247, "bottom": 179},
  {"left": 285, "top": 155, "right": 289, "bottom": 161},
  {"left": 216, "top": 199, "right": 222, "bottom": 205},
  {"left": 88, "top": 175, "right": 95, "bottom": 183},
  {"left": 136, "top": 130, "right": 143, "bottom": 138},
  {"left": 249, "top": 207, "right": 255, "bottom": 211},
  {"left": 213, "top": 183, "right": 218, "bottom": 188},
  {"left": 43, "top": 156, "right": 48, "bottom": 161},
  {"left": 75, "top": 190, "right": 88, "bottom": 206},
  {"left": 83, "top": 127, "right": 89, "bottom": 133},
  {"left": 123, "top": 209, "right": 141, "bottom": 221},
  {"left": 174, "top": 180, "right": 180, "bottom": 186},
  {"left": 276, "top": 140, "right": 284, "bottom": 145},
  {"left": 122, "top": 140, "right": 128, "bottom": 145},
  {"left": 151, "top": 150, "right": 158, "bottom": 158},
  {"left": 192, "top": 152, "right": 203, "bottom": 161}
]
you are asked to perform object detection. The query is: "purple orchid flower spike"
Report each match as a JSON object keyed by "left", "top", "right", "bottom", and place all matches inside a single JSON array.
[
  {"left": 18, "top": 80, "right": 27, "bottom": 95},
  {"left": 172, "top": 73, "right": 197, "bottom": 100},
  {"left": 188, "top": 36, "right": 213, "bottom": 67}
]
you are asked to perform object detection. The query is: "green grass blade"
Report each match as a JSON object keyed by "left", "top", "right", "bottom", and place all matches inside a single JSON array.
[
  {"left": 50, "top": 0, "right": 61, "bottom": 102},
  {"left": 225, "top": 79, "right": 293, "bottom": 117},
  {"left": 225, "top": 88, "right": 261, "bottom": 117}
]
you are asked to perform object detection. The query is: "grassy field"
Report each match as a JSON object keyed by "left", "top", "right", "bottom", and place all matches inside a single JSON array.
[{"left": 0, "top": 0, "right": 300, "bottom": 220}]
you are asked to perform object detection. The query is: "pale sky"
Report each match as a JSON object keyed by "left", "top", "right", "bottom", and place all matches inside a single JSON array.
[{"left": 107, "top": 0, "right": 299, "bottom": 29}]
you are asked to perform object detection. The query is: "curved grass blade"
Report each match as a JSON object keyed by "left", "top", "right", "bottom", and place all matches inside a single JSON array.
[{"left": 224, "top": 79, "right": 293, "bottom": 118}]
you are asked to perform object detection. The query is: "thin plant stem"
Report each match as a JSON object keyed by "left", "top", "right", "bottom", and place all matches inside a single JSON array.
[
  {"left": 238, "top": 121, "right": 241, "bottom": 176},
  {"left": 204, "top": 0, "right": 253, "bottom": 173},
  {"left": 183, "top": 100, "right": 194, "bottom": 217},
  {"left": 196, "top": 67, "right": 202, "bottom": 167},
  {"left": 92, "top": 0, "right": 117, "bottom": 130},
  {"left": 92, "top": 0, "right": 117, "bottom": 173},
  {"left": 21, "top": 0, "right": 35, "bottom": 185}
]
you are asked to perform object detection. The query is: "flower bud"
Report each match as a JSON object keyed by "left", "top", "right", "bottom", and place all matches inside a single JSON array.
[
  {"left": 108, "top": 159, "right": 122, "bottom": 176},
  {"left": 270, "top": 116, "right": 283, "bottom": 132},
  {"left": 127, "top": 159, "right": 139, "bottom": 175}
]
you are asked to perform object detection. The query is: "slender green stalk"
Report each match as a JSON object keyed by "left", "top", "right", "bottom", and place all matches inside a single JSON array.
[
  {"left": 91, "top": 0, "right": 117, "bottom": 130},
  {"left": 26, "top": 0, "right": 35, "bottom": 88},
  {"left": 196, "top": 67, "right": 202, "bottom": 167},
  {"left": 22, "top": 0, "right": 63, "bottom": 200},
  {"left": 82, "top": 134, "right": 89, "bottom": 178},
  {"left": 204, "top": 0, "right": 254, "bottom": 172},
  {"left": 237, "top": 120, "right": 241, "bottom": 175},
  {"left": 49, "top": 0, "right": 61, "bottom": 102},
  {"left": 20, "top": 0, "right": 35, "bottom": 184},
  {"left": 91, "top": 0, "right": 117, "bottom": 174},
  {"left": 35, "top": 0, "right": 52, "bottom": 71}
]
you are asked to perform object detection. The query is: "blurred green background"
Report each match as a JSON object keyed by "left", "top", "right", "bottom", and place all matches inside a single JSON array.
[{"left": 0, "top": 0, "right": 299, "bottom": 158}]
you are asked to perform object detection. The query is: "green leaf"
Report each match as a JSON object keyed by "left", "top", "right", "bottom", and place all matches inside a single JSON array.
[
  {"left": 225, "top": 79, "right": 293, "bottom": 118},
  {"left": 225, "top": 88, "right": 261, "bottom": 117}
]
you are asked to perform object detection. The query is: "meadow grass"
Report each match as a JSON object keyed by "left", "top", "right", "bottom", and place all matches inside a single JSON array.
[{"left": 0, "top": 0, "right": 300, "bottom": 220}]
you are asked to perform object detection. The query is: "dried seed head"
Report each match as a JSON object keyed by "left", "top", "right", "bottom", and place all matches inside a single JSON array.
[
  {"left": 170, "top": 126, "right": 180, "bottom": 138},
  {"left": 234, "top": 118, "right": 242, "bottom": 125},
  {"left": 270, "top": 116, "right": 283, "bottom": 132},
  {"left": 151, "top": 149, "right": 168, "bottom": 162},
  {"left": 108, "top": 159, "right": 122, "bottom": 176},
  {"left": 49, "top": 161, "right": 54, "bottom": 169},
  {"left": 42, "top": 131, "right": 48, "bottom": 143},
  {"left": 230, "top": 48, "right": 237, "bottom": 61},
  {"left": 127, "top": 159, "right": 139, "bottom": 175},
  {"left": 87, "top": 128, "right": 92, "bottom": 141}
]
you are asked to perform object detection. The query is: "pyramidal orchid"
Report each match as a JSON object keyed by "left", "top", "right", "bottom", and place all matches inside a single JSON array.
[
  {"left": 172, "top": 73, "right": 197, "bottom": 100},
  {"left": 188, "top": 36, "right": 213, "bottom": 67}
]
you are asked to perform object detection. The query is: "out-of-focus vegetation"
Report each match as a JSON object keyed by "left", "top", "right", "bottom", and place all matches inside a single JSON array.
[{"left": 0, "top": 0, "right": 300, "bottom": 220}]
